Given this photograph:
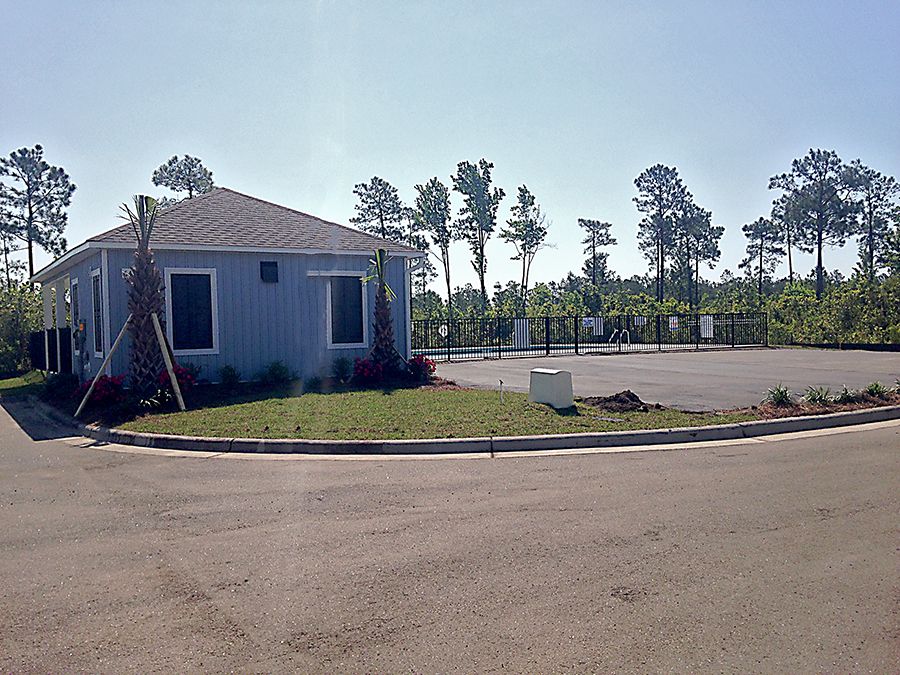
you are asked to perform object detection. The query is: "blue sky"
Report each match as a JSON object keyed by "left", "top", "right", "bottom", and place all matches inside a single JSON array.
[{"left": 2, "top": 0, "right": 898, "bottom": 292}]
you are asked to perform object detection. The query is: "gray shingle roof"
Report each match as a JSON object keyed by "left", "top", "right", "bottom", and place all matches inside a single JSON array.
[{"left": 88, "top": 187, "right": 420, "bottom": 255}]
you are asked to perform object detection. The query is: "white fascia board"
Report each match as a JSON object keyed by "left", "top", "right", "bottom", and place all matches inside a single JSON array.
[
  {"left": 95, "top": 241, "right": 423, "bottom": 257},
  {"left": 31, "top": 241, "right": 98, "bottom": 284},
  {"left": 32, "top": 240, "right": 424, "bottom": 284}
]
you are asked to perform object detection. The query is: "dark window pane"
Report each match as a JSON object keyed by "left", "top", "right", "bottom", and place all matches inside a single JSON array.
[
  {"left": 171, "top": 274, "right": 213, "bottom": 350},
  {"left": 331, "top": 277, "right": 363, "bottom": 344},
  {"left": 71, "top": 282, "right": 79, "bottom": 328},
  {"left": 92, "top": 274, "right": 103, "bottom": 354},
  {"left": 260, "top": 261, "right": 278, "bottom": 283}
]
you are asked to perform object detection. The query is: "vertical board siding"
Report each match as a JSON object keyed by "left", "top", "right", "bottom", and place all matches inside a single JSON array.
[
  {"left": 64, "top": 252, "right": 105, "bottom": 382},
  {"left": 48, "top": 248, "right": 414, "bottom": 385},
  {"left": 107, "top": 248, "right": 132, "bottom": 379}
]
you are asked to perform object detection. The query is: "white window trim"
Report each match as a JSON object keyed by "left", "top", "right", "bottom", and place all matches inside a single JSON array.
[
  {"left": 164, "top": 267, "right": 220, "bottom": 356},
  {"left": 101, "top": 249, "right": 111, "bottom": 360},
  {"left": 90, "top": 269, "right": 103, "bottom": 358},
  {"left": 71, "top": 277, "right": 80, "bottom": 356},
  {"left": 325, "top": 274, "right": 369, "bottom": 350}
]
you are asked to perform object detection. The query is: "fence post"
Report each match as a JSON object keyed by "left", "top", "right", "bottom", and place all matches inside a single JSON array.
[
  {"left": 574, "top": 316, "right": 579, "bottom": 355},
  {"left": 496, "top": 317, "right": 501, "bottom": 359},
  {"left": 731, "top": 313, "right": 736, "bottom": 347},
  {"left": 656, "top": 315, "right": 661, "bottom": 351},
  {"left": 695, "top": 312, "right": 699, "bottom": 350},
  {"left": 544, "top": 316, "right": 550, "bottom": 355},
  {"left": 617, "top": 316, "right": 622, "bottom": 353},
  {"left": 763, "top": 312, "right": 768, "bottom": 347}
]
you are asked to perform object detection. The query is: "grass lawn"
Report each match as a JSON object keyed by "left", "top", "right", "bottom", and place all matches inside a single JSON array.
[
  {"left": 0, "top": 371, "right": 45, "bottom": 398},
  {"left": 15, "top": 372, "right": 897, "bottom": 442},
  {"left": 119, "top": 386, "right": 758, "bottom": 440}
]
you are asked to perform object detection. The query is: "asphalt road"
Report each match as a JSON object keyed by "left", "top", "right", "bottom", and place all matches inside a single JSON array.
[
  {"left": 436, "top": 347, "right": 900, "bottom": 410},
  {"left": 1, "top": 397, "right": 898, "bottom": 674}
]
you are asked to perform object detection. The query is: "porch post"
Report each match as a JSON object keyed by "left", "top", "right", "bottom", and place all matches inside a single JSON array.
[
  {"left": 42, "top": 284, "right": 52, "bottom": 372},
  {"left": 55, "top": 279, "right": 66, "bottom": 372}
]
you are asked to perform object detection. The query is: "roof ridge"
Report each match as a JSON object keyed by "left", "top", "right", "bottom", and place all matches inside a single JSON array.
[
  {"left": 214, "top": 187, "right": 392, "bottom": 243},
  {"left": 80, "top": 187, "right": 421, "bottom": 253}
]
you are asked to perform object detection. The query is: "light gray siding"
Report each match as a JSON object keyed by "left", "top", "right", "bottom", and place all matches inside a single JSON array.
[{"left": 43, "top": 246, "right": 412, "bottom": 385}]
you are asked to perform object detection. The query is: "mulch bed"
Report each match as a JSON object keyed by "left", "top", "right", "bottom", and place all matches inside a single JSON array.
[
  {"left": 741, "top": 392, "right": 900, "bottom": 419},
  {"left": 578, "top": 388, "right": 900, "bottom": 418}
]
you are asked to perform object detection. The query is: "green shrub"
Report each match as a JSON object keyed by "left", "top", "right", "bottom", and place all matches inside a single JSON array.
[
  {"left": 332, "top": 356, "right": 352, "bottom": 383},
  {"left": 255, "top": 360, "right": 293, "bottom": 386},
  {"left": 763, "top": 383, "right": 793, "bottom": 407},
  {"left": 218, "top": 365, "right": 242, "bottom": 387},
  {"left": 834, "top": 386, "right": 859, "bottom": 404},
  {"left": 864, "top": 381, "right": 887, "bottom": 399},
  {"left": 804, "top": 385, "right": 831, "bottom": 405},
  {"left": 304, "top": 375, "right": 323, "bottom": 393},
  {"left": 40, "top": 372, "right": 80, "bottom": 402}
]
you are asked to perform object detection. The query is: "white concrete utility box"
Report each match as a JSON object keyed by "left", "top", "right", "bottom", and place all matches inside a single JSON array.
[{"left": 528, "top": 368, "right": 574, "bottom": 409}]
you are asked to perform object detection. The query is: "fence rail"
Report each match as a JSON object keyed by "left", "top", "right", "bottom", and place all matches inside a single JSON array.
[{"left": 411, "top": 312, "right": 767, "bottom": 362}]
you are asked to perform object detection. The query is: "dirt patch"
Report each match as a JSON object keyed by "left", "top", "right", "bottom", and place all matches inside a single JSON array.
[
  {"left": 580, "top": 390, "right": 658, "bottom": 413},
  {"left": 418, "top": 377, "right": 464, "bottom": 392}
]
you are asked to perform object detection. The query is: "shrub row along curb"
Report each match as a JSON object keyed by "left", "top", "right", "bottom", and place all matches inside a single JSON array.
[{"left": 72, "top": 404, "right": 900, "bottom": 455}]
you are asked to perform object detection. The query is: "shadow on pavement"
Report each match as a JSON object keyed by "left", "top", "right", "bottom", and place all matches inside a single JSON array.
[{"left": 0, "top": 396, "right": 79, "bottom": 442}]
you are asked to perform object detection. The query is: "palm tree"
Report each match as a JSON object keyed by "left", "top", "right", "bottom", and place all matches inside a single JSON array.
[
  {"left": 364, "top": 249, "right": 402, "bottom": 374},
  {"left": 121, "top": 195, "right": 165, "bottom": 398}
]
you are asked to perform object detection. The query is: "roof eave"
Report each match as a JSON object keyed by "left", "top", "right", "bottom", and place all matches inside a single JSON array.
[
  {"left": 31, "top": 240, "right": 424, "bottom": 284},
  {"left": 31, "top": 241, "right": 103, "bottom": 284}
]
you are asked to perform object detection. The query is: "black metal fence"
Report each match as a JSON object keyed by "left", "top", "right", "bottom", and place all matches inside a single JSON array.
[
  {"left": 29, "top": 327, "right": 72, "bottom": 374},
  {"left": 411, "top": 312, "right": 767, "bottom": 361}
]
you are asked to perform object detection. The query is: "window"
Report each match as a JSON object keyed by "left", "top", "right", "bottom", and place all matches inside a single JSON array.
[
  {"left": 327, "top": 275, "right": 366, "bottom": 348},
  {"left": 165, "top": 268, "right": 219, "bottom": 354},
  {"left": 71, "top": 280, "right": 80, "bottom": 355},
  {"left": 260, "top": 261, "right": 278, "bottom": 283},
  {"left": 91, "top": 270, "right": 103, "bottom": 356}
]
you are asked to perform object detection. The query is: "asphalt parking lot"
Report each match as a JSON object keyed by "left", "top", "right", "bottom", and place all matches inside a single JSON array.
[
  {"left": 1, "top": 402, "right": 898, "bottom": 674},
  {"left": 436, "top": 346, "right": 900, "bottom": 410},
  {"left": 2, "top": 348, "right": 899, "bottom": 673}
]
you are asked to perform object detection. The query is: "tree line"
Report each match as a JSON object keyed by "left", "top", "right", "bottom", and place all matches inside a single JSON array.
[
  {"left": 350, "top": 160, "right": 560, "bottom": 317},
  {"left": 383, "top": 148, "right": 898, "bottom": 319},
  {"left": 2, "top": 142, "right": 899, "bottom": 373}
]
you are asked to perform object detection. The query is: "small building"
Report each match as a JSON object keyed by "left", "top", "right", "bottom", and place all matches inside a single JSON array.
[{"left": 31, "top": 188, "right": 423, "bottom": 384}]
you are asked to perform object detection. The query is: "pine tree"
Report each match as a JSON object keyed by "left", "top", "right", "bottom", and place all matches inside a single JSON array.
[
  {"left": 577, "top": 219, "right": 616, "bottom": 287},
  {"left": 0, "top": 144, "right": 76, "bottom": 279},
  {"left": 152, "top": 155, "right": 214, "bottom": 199},
  {"left": 452, "top": 159, "right": 505, "bottom": 312},
  {"left": 739, "top": 217, "right": 785, "bottom": 302},
  {"left": 350, "top": 177, "right": 404, "bottom": 240}
]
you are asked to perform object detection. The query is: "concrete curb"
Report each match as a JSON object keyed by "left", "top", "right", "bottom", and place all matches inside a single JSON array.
[{"left": 61, "top": 402, "right": 900, "bottom": 456}]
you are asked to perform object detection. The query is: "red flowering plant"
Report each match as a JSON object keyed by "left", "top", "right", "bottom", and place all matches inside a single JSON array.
[
  {"left": 353, "top": 357, "right": 383, "bottom": 385},
  {"left": 157, "top": 364, "right": 196, "bottom": 392},
  {"left": 74, "top": 374, "right": 126, "bottom": 407},
  {"left": 407, "top": 354, "right": 436, "bottom": 383}
]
